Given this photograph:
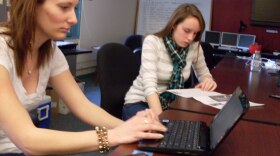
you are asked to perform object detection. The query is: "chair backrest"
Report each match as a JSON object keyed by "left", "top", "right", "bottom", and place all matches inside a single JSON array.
[
  {"left": 133, "top": 47, "right": 142, "bottom": 66},
  {"left": 184, "top": 67, "right": 199, "bottom": 88},
  {"left": 201, "top": 42, "right": 216, "bottom": 70},
  {"left": 124, "top": 34, "right": 144, "bottom": 52},
  {"left": 97, "top": 43, "right": 140, "bottom": 118},
  {"left": 185, "top": 42, "right": 215, "bottom": 88}
]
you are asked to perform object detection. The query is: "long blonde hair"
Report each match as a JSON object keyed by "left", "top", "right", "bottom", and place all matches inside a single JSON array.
[{"left": 0, "top": 0, "right": 53, "bottom": 77}]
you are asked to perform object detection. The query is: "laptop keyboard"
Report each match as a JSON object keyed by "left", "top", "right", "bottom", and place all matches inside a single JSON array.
[{"left": 159, "top": 120, "right": 201, "bottom": 150}]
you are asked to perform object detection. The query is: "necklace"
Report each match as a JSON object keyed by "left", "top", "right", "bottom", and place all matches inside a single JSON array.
[
  {"left": 27, "top": 69, "right": 32, "bottom": 75},
  {"left": 27, "top": 53, "right": 34, "bottom": 76}
]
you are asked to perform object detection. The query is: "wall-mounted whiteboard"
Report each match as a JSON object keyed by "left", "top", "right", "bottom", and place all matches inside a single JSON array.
[{"left": 136, "top": 0, "right": 212, "bottom": 36}]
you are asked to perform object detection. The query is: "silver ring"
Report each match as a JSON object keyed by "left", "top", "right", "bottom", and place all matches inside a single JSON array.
[{"left": 144, "top": 119, "right": 149, "bottom": 124}]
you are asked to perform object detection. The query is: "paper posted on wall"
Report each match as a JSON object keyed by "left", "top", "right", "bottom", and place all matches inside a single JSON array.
[{"left": 167, "top": 88, "right": 264, "bottom": 109}]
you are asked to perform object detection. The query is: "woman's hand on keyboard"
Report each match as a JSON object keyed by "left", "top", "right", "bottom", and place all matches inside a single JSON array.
[{"left": 108, "top": 109, "right": 167, "bottom": 146}]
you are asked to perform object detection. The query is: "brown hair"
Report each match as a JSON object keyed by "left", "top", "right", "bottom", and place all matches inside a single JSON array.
[
  {"left": 154, "top": 3, "right": 205, "bottom": 42},
  {"left": 0, "top": 0, "right": 53, "bottom": 77}
]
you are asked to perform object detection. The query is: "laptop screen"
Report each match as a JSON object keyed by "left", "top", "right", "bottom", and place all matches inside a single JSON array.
[
  {"left": 221, "top": 32, "right": 238, "bottom": 48},
  {"left": 209, "top": 87, "right": 249, "bottom": 150},
  {"left": 205, "top": 31, "right": 221, "bottom": 46},
  {"left": 237, "top": 34, "right": 256, "bottom": 51}
]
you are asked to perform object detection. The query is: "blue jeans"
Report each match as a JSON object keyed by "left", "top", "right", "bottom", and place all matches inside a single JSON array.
[{"left": 122, "top": 101, "right": 149, "bottom": 120}]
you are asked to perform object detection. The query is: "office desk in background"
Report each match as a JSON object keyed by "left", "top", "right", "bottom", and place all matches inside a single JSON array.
[
  {"left": 60, "top": 48, "right": 92, "bottom": 77},
  {"left": 110, "top": 110, "right": 280, "bottom": 156},
  {"left": 170, "top": 57, "right": 280, "bottom": 125},
  {"left": 211, "top": 48, "right": 280, "bottom": 67},
  {"left": 212, "top": 47, "right": 280, "bottom": 60}
]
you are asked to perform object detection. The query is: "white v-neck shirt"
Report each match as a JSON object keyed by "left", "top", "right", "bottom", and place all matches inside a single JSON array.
[{"left": 0, "top": 32, "right": 69, "bottom": 153}]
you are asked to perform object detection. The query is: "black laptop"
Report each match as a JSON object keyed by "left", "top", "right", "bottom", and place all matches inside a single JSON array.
[{"left": 138, "top": 87, "right": 249, "bottom": 155}]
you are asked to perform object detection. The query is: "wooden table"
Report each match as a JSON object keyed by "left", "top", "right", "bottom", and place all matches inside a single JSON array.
[
  {"left": 110, "top": 110, "right": 280, "bottom": 156},
  {"left": 170, "top": 57, "right": 280, "bottom": 125},
  {"left": 110, "top": 57, "right": 280, "bottom": 156}
]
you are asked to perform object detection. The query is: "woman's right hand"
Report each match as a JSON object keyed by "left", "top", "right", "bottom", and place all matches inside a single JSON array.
[{"left": 108, "top": 109, "right": 167, "bottom": 146}]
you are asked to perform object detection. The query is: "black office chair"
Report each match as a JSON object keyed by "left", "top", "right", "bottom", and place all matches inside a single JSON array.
[
  {"left": 201, "top": 42, "right": 217, "bottom": 70},
  {"left": 185, "top": 42, "right": 216, "bottom": 88},
  {"left": 124, "top": 34, "right": 144, "bottom": 52},
  {"left": 97, "top": 43, "right": 140, "bottom": 119},
  {"left": 133, "top": 47, "right": 142, "bottom": 66},
  {"left": 184, "top": 67, "right": 199, "bottom": 88}
]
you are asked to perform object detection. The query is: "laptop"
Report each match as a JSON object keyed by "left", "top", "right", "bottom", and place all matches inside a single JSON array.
[{"left": 138, "top": 87, "right": 249, "bottom": 155}]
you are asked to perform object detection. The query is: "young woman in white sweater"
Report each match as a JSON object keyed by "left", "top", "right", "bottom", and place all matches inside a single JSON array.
[{"left": 123, "top": 4, "right": 217, "bottom": 120}]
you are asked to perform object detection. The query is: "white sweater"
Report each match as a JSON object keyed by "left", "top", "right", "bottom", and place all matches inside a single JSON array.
[{"left": 124, "top": 34, "right": 212, "bottom": 104}]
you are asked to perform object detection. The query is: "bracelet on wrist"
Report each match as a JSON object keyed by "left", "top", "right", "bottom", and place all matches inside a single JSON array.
[{"left": 95, "top": 126, "right": 109, "bottom": 154}]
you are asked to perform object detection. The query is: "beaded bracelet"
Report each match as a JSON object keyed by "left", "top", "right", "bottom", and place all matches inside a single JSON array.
[{"left": 95, "top": 126, "right": 109, "bottom": 154}]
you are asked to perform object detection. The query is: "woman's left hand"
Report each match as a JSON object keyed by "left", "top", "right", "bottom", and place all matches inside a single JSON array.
[{"left": 195, "top": 77, "right": 217, "bottom": 91}]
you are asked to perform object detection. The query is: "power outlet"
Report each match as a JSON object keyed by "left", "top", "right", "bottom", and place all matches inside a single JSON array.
[{"left": 266, "top": 29, "right": 278, "bottom": 34}]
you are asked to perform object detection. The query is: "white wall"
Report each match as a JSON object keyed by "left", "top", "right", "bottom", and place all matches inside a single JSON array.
[{"left": 79, "top": 0, "right": 137, "bottom": 49}]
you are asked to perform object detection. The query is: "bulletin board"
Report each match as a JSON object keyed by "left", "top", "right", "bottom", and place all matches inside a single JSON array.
[{"left": 135, "top": 0, "right": 212, "bottom": 35}]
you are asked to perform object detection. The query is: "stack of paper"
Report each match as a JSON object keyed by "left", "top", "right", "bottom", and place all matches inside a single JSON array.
[{"left": 167, "top": 88, "right": 264, "bottom": 109}]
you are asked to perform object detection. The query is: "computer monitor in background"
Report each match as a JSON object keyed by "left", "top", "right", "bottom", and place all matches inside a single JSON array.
[
  {"left": 237, "top": 34, "right": 256, "bottom": 51},
  {"left": 221, "top": 32, "right": 238, "bottom": 48},
  {"left": 204, "top": 31, "right": 221, "bottom": 46}
]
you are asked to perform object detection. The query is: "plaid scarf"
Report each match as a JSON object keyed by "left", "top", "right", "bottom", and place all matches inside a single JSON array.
[{"left": 159, "top": 34, "right": 189, "bottom": 110}]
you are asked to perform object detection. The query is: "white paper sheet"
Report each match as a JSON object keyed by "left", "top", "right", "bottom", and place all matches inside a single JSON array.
[
  {"left": 167, "top": 88, "right": 223, "bottom": 98},
  {"left": 193, "top": 96, "right": 264, "bottom": 109},
  {"left": 167, "top": 89, "right": 265, "bottom": 109}
]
